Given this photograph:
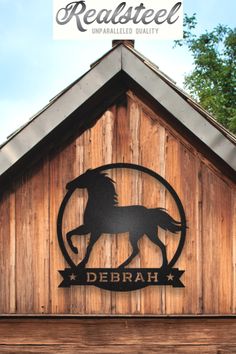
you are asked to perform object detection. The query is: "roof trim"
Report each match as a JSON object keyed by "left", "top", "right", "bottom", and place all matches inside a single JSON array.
[
  {"left": 0, "top": 47, "right": 122, "bottom": 176},
  {"left": 126, "top": 45, "right": 236, "bottom": 145},
  {"left": 0, "top": 44, "right": 235, "bottom": 177},
  {"left": 121, "top": 46, "right": 236, "bottom": 170}
]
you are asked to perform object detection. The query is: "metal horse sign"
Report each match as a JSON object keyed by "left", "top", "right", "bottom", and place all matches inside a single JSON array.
[{"left": 57, "top": 163, "right": 187, "bottom": 291}]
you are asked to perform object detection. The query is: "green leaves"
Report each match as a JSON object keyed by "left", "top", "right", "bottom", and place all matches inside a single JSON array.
[{"left": 175, "top": 15, "right": 236, "bottom": 134}]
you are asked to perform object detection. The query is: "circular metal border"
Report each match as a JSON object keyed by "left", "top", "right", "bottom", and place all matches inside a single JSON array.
[{"left": 57, "top": 163, "right": 187, "bottom": 270}]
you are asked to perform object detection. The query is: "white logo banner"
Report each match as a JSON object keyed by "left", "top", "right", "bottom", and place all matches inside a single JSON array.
[{"left": 53, "top": 0, "right": 183, "bottom": 39}]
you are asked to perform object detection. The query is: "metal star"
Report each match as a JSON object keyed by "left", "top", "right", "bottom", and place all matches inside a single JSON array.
[
  {"left": 70, "top": 273, "right": 77, "bottom": 281},
  {"left": 167, "top": 273, "right": 174, "bottom": 281}
]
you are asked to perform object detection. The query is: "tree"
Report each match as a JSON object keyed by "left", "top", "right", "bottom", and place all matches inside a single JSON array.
[{"left": 175, "top": 15, "right": 236, "bottom": 134}]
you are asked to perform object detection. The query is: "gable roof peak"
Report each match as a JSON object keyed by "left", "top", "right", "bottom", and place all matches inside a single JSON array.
[
  {"left": 112, "top": 39, "right": 135, "bottom": 48},
  {"left": 0, "top": 43, "right": 235, "bottom": 182}
]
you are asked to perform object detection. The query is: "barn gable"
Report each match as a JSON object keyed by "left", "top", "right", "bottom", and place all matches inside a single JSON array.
[{"left": 0, "top": 41, "right": 235, "bottom": 321}]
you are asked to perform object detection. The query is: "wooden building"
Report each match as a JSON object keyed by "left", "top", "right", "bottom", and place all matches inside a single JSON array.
[{"left": 0, "top": 40, "right": 236, "bottom": 353}]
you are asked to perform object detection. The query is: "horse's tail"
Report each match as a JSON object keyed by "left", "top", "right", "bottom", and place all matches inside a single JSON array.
[{"left": 152, "top": 208, "right": 184, "bottom": 233}]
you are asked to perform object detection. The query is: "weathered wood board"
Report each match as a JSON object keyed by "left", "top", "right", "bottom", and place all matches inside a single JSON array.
[{"left": 0, "top": 318, "right": 236, "bottom": 353}]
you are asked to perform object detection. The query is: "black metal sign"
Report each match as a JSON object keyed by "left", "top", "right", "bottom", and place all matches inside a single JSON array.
[{"left": 57, "top": 163, "right": 187, "bottom": 291}]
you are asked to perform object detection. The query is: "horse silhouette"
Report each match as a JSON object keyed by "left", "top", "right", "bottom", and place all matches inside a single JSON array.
[{"left": 66, "top": 169, "right": 184, "bottom": 269}]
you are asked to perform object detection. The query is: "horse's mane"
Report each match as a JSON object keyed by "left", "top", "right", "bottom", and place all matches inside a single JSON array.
[{"left": 89, "top": 171, "right": 118, "bottom": 207}]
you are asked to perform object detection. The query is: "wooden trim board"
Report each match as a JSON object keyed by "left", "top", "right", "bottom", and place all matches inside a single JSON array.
[{"left": 0, "top": 318, "right": 235, "bottom": 353}]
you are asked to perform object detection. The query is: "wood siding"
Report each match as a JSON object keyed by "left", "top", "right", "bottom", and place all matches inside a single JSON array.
[
  {"left": 0, "top": 318, "right": 236, "bottom": 353},
  {"left": 0, "top": 91, "right": 235, "bottom": 315}
]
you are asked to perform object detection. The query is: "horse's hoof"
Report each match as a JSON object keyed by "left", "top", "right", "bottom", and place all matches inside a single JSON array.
[
  {"left": 77, "top": 262, "right": 86, "bottom": 268},
  {"left": 118, "top": 264, "right": 125, "bottom": 269},
  {"left": 161, "top": 263, "right": 168, "bottom": 271}
]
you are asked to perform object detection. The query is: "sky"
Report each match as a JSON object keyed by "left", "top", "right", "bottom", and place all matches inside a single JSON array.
[{"left": 0, "top": 0, "right": 235, "bottom": 144}]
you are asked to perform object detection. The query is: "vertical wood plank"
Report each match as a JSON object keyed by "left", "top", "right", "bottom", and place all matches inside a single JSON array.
[
  {"left": 82, "top": 127, "right": 92, "bottom": 314},
  {"left": 232, "top": 187, "right": 236, "bottom": 314},
  {"left": 0, "top": 192, "right": 11, "bottom": 313},
  {"left": 196, "top": 160, "right": 203, "bottom": 314},
  {"left": 69, "top": 133, "right": 86, "bottom": 314},
  {"left": 179, "top": 145, "right": 202, "bottom": 314},
  {"left": 101, "top": 109, "right": 115, "bottom": 314},
  {"left": 113, "top": 98, "right": 131, "bottom": 314},
  {"left": 15, "top": 159, "right": 50, "bottom": 313},
  {"left": 128, "top": 96, "right": 141, "bottom": 314},
  {"left": 85, "top": 116, "right": 105, "bottom": 313},
  {"left": 50, "top": 144, "right": 75, "bottom": 314},
  {"left": 15, "top": 176, "right": 33, "bottom": 313},
  {"left": 9, "top": 192, "right": 16, "bottom": 313},
  {"left": 202, "top": 166, "right": 232, "bottom": 314},
  {"left": 164, "top": 132, "right": 184, "bottom": 314},
  {"left": 139, "top": 109, "right": 164, "bottom": 314},
  {"left": 111, "top": 104, "right": 118, "bottom": 315},
  {"left": 217, "top": 177, "right": 232, "bottom": 314},
  {"left": 36, "top": 159, "right": 50, "bottom": 314}
]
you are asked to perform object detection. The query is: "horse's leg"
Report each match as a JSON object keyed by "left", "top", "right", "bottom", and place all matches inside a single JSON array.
[
  {"left": 147, "top": 231, "right": 168, "bottom": 268},
  {"left": 67, "top": 225, "right": 89, "bottom": 254},
  {"left": 77, "top": 232, "right": 101, "bottom": 268},
  {"left": 118, "top": 235, "right": 140, "bottom": 268}
]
